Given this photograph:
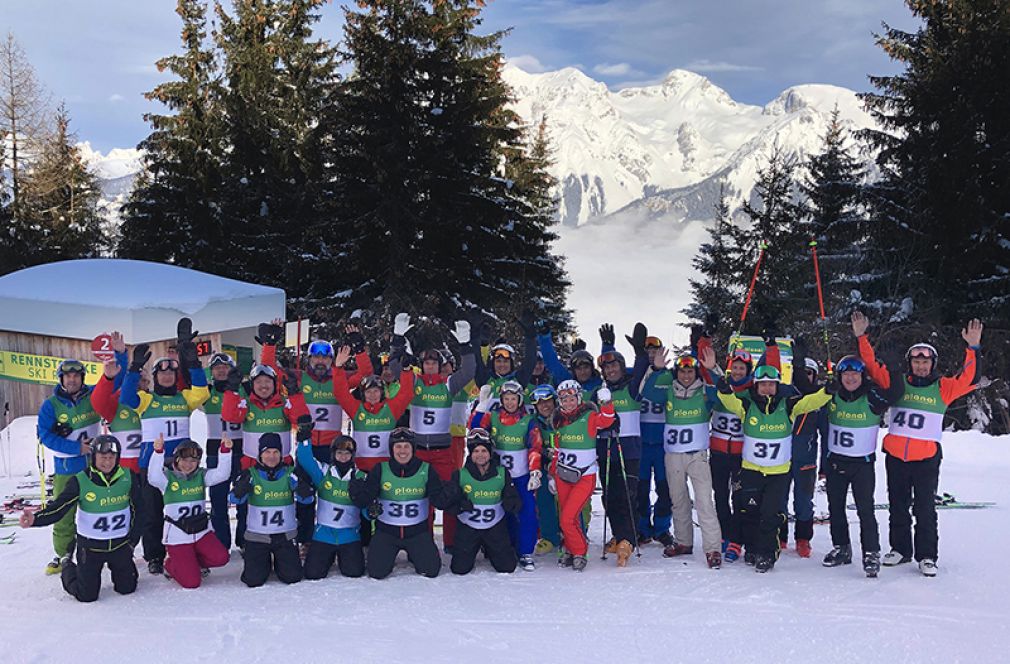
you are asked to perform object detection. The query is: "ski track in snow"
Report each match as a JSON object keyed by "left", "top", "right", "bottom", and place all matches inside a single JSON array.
[{"left": 1, "top": 431, "right": 1008, "bottom": 663}]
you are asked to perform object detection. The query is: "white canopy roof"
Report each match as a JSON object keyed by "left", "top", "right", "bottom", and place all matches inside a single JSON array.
[{"left": 0, "top": 259, "right": 286, "bottom": 344}]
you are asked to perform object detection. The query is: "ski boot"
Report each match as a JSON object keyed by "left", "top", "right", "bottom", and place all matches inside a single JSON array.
[
  {"left": 558, "top": 550, "right": 574, "bottom": 568},
  {"left": 45, "top": 556, "right": 65, "bottom": 576},
  {"left": 724, "top": 542, "right": 742, "bottom": 563},
  {"left": 919, "top": 559, "right": 938, "bottom": 577},
  {"left": 822, "top": 545, "right": 852, "bottom": 567},
  {"left": 534, "top": 539, "right": 554, "bottom": 555},
  {"left": 148, "top": 559, "right": 164, "bottom": 575},
  {"left": 604, "top": 537, "right": 618, "bottom": 554},
  {"left": 656, "top": 532, "right": 674, "bottom": 547},
  {"left": 519, "top": 555, "right": 536, "bottom": 572},
  {"left": 795, "top": 539, "right": 812, "bottom": 558},
  {"left": 882, "top": 550, "right": 912, "bottom": 567},
  {"left": 755, "top": 554, "right": 775, "bottom": 573},
  {"left": 662, "top": 543, "right": 693, "bottom": 558},
  {"left": 637, "top": 534, "right": 653, "bottom": 546},
  {"left": 744, "top": 549, "right": 757, "bottom": 566},
  {"left": 572, "top": 555, "right": 588, "bottom": 572},
  {"left": 863, "top": 551, "right": 880, "bottom": 578},
  {"left": 779, "top": 539, "right": 788, "bottom": 552},
  {"left": 706, "top": 551, "right": 722, "bottom": 569},
  {"left": 201, "top": 567, "right": 211, "bottom": 578},
  {"left": 616, "top": 540, "right": 633, "bottom": 567}
]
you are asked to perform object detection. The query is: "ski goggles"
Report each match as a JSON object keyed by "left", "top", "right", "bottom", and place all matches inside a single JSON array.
[
  {"left": 557, "top": 385, "right": 581, "bottom": 401},
  {"left": 92, "top": 436, "right": 121, "bottom": 455},
  {"left": 152, "top": 358, "right": 179, "bottom": 373},
  {"left": 249, "top": 364, "right": 277, "bottom": 380},
  {"left": 753, "top": 365, "right": 781, "bottom": 382},
  {"left": 596, "top": 351, "right": 624, "bottom": 368},
  {"left": 466, "top": 428, "right": 492, "bottom": 444},
  {"left": 728, "top": 349, "right": 753, "bottom": 365},
  {"left": 176, "top": 446, "right": 203, "bottom": 461},
  {"left": 307, "top": 340, "right": 334, "bottom": 358},
  {"left": 209, "top": 352, "right": 236, "bottom": 368},
  {"left": 390, "top": 427, "right": 415, "bottom": 444},
  {"left": 58, "top": 360, "right": 86, "bottom": 375},
  {"left": 907, "top": 344, "right": 937, "bottom": 360},
  {"left": 491, "top": 347, "right": 514, "bottom": 360},
  {"left": 570, "top": 356, "right": 593, "bottom": 368},
  {"left": 499, "top": 380, "right": 524, "bottom": 397},
  {"left": 644, "top": 336, "right": 663, "bottom": 349},
  {"left": 530, "top": 385, "right": 558, "bottom": 403},
  {"left": 674, "top": 355, "right": 699, "bottom": 370},
  {"left": 378, "top": 352, "right": 391, "bottom": 366},
  {"left": 836, "top": 356, "right": 866, "bottom": 374},
  {"left": 361, "top": 375, "right": 384, "bottom": 391}
]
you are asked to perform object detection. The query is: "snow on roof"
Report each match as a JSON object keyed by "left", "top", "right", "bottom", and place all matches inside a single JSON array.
[{"left": 0, "top": 259, "right": 286, "bottom": 344}]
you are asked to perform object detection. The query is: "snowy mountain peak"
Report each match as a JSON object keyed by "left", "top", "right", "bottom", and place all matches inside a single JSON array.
[
  {"left": 762, "top": 84, "right": 867, "bottom": 121},
  {"left": 78, "top": 141, "right": 143, "bottom": 181}
]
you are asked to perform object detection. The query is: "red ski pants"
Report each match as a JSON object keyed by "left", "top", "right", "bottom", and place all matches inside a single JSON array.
[
  {"left": 165, "top": 532, "right": 231, "bottom": 589},
  {"left": 556, "top": 473, "right": 596, "bottom": 556}
]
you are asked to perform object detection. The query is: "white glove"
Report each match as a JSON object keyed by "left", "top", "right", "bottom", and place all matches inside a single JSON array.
[
  {"left": 597, "top": 387, "right": 612, "bottom": 403},
  {"left": 451, "top": 320, "right": 471, "bottom": 344},
  {"left": 393, "top": 313, "right": 412, "bottom": 337},
  {"left": 527, "top": 469, "right": 542, "bottom": 492},
  {"left": 548, "top": 476, "right": 557, "bottom": 495},
  {"left": 476, "top": 384, "right": 494, "bottom": 413}
]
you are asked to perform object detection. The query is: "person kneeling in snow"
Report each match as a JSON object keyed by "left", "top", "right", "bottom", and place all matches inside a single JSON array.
[
  {"left": 147, "top": 435, "right": 232, "bottom": 588},
  {"left": 230, "top": 433, "right": 312, "bottom": 587},
  {"left": 444, "top": 429, "right": 522, "bottom": 574},
  {"left": 21, "top": 435, "right": 141, "bottom": 602}
]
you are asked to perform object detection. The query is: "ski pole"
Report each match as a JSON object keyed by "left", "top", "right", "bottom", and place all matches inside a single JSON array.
[
  {"left": 809, "top": 240, "right": 833, "bottom": 375},
  {"left": 36, "top": 439, "right": 46, "bottom": 508},
  {"left": 737, "top": 241, "right": 768, "bottom": 339},
  {"left": 601, "top": 439, "right": 611, "bottom": 560},
  {"left": 615, "top": 438, "right": 641, "bottom": 559}
]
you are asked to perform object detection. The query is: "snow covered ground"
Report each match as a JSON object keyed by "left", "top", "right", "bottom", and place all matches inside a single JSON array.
[{"left": 1, "top": 422, "right": 1008, "bottom": 664}]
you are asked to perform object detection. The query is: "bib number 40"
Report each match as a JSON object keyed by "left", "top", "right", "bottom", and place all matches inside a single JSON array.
[{"left": 893, "top": 411, "right": 926, "bottom": 430}]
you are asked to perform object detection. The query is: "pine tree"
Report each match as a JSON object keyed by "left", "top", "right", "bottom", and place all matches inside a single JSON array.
[
  {"left": 860, "top": 0, "right": 1010, "bottom": 327},
  {"left": 119, "top": 0, "right": 224, "bottom": 270},
  {"left": 21, "top": 104, "right": 107, "bottom": 262},
  {"left": 683, "top": 183, "right": 748, "bottom": 336}
]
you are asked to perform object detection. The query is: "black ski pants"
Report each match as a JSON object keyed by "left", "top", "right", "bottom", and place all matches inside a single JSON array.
[
  {"left": 826, "top": 453, "right": 879, "bottom": 553},
  {"left": 241, "top": 535, "right": 303, "bottom": 587},
  {"left": 367, "top": 530, "right": 441, "bottom": 579},
  {"left": 886, "top": 450, "right": 941, "bottom": 561},
  {"left": 138, "top": 470, "right": 166, "bottom": 563},
  {"left": 450, "top": 520, "right": 517, "bottom": 574},
  {"left": 710, "top": 451, "right": 742, "bottom": 539},
  {"left": 62, "top": 544, "right": 138, "bottom": 603},
  {"left": 304, "top": 540, "right": 366, "bottom": 579},
  {"left": 733, "top": 468, "right": 790, "bottom": 557},
  {"left": 597, "top": 439, "right": 639, "bottom": 545}
]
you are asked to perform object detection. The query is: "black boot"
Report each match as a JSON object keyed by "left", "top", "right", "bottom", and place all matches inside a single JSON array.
[{"left": 822, "top": 545, "right": 852, "bottom": 567}]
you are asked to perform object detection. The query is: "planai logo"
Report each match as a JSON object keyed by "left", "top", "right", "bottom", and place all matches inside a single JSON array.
[
  {"left": 254, "top": 485, "right": 262, "bottom": 495},
  {"left": 464, "top": 484, "right": 473, "bottom": 493},
  {"left": 85, "top": 491, "right": 96, "bottom": 502},
  {"left": 748, "top": 416, "right": 758, "bottom": 426},
  {"left": 246, "top": 412, "right": 255, "bottom": 422},
  {"left": 58, "top": 413, "right": 69, "bottom": 424},
  {"left": 358, "top": 412, "right": 366, "bottom": 421},
  {"left": 170, "top": 482, "right": 180, "bottom": 492},
  {"left": 382, "top": 481, "right": 392, "bottom": 491},
  {"left": 323, "top": 480, "right": 332, "bottom": 490},
  {"left": 303, "top": 385, "right": 311, "bottom": 394}
]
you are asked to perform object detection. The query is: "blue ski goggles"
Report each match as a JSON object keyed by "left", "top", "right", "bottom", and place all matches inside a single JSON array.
[
  {"left": 836, "top": 356, "right": 866, "bottom": 374},
  {"left": 307, "top": 340, "right": 334, "bottom": 358}
]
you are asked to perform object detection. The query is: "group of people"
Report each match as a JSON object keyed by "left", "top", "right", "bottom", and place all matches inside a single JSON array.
[{"left": 22, "top": 310, "right": 983, "bottom": 601}]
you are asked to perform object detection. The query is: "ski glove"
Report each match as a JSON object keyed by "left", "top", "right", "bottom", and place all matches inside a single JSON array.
[
  {"left": 536, "top": 319, "right": 550, "bottom": 336},
  {"left": 597, "top": 387, "right": 612, "bottom": 403},
  {"left": 255, "top": 322, "right": 284, "bottom": 346},
  {"left": 626, "top": 322, "right": 647, "bottom": 354},
  {"left": 393, "top": 313, "right": 413, "bottom": 337},
  {"left": 518, "top": 310, "right": 536, "bottom": 338},
  {"left": 283, "top": 369, "right": 300, "bottom": 394},
  {"left": 457, "top": 496, "right": 475, "bottom": 514},
  {"left": 295, "top": 475, "right": 315, "bottom": 499},
  {"left": 478, "top": 320, "right": 493, "bottom": 346},
  {"left": 476, "top": 384, "right": 494, "bottom": 413},
  {"left": 548, "top": 476, "right": 557, "bottom": 495},
  {"left": 53, "top": 422, "right": 73, "bottom": 438},
  {"left": 571, "top": 337, "right": 587, "bottom": 352},
  {"left": 177, "top": 317, "right": 198, "bottom": 345},
  {"left": 451, "top": 320, "right": 471, "bottom": 345},
  {"left": 599, "top": 323, "right": 615, "bottom": 346},
  {"left": 225, "top": 366, "right": 243, "bottom": 393},
  {"left": 296, "top": 415, "right": 314, "bottom": 442},
  {"left": 178, "top": 341, "right": 200, "bottom": 369},
  {"left": 527, "top": 469, "right": 542, "bottom": 492},
  {"left": 346, "top": 329, "right": 366, "bottom": 354},
  {"left": 367, "top": 501, "right": 383, "bottom": 519},
  {"left": 129, "top": 344, "right": 151, "bottom": 373},
  {"left": 232, "top": 472, "right": 252, "bottom": 499}
]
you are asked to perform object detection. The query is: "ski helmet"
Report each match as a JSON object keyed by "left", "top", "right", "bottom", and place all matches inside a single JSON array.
[
  {"left": 556, "top": 379, "right": 583, "bottom": 409},
  {"left": 499, "top": 380, "right": 525, "bottom": 408},
  {"left": 836, "top": 355, "right": 866, "bottom": 375},
  {"left": 727, "top": 349, "right": 753, "bottom": 371},
  {"left": 803, "top": 357, "right": 821, "bottom": 377},
  {"left": 674, "top": 354, "right": 700, "bottom": 370},
  {"left": 330, "top": 434, "right": 356, "bottom": 462},
  {"left": 490, "top": 343, "right": 515, "bottom": 363},
  {"left": 906, "top": 343, "right": 938, "bottom": 372},
  {"left": 56, "top": 360, "right": 86, "bottom": 388},
  {"left": 307, "top": 340, "right": 335, "bottom": 358},
  {"left": 360, "top": 374, "right": 384, "bottom": 394},
  {"left": 173, "top": 440, "right": 203, "bottom": 466},
  {"left": 249, "top": 364, "right": 278, "bottom": 385},
  {"left": 389, "top": 427, "right": 416, "bottom": 455},
  {"left": 465, "top": 427, "right": 495, "bottom": 458},
  {"left": 152, "top": 357, "right": 179, "bottom": 375},
  {"left": 530, "top": 384, "right": 558, "bottom": 404},
  {"left": 569, "top": 350, "right": 594, "bottom": 371},
  {"left": 644, "top": 336, "right": 663, "bottom": 350},
  {"left": 90, "top": 434, "right": 122, "bottom": 467},
  {"left": 597, "top": 350, "right": 626, "bottom": 371},
  {"left": 209, "top": 352, "right": 236, "bottom": 369}
]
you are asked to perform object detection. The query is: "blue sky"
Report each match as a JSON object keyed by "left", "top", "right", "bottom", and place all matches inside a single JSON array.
[{"left": 3, "top": 0, "right": 918, "bottom": 153}]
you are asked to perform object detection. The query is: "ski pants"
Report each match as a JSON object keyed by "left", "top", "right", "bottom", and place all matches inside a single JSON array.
[
  {"left": 536, "top": 480, "right": 561, "bottom": 547},
  {"left": 778, "top": 461, "right": 817, "bottom": 543},
  {"left": 733, "top": 469, "right": 790, "bottom": 558},
  {"left": 555, "top": 472, "right": 595, "bottom": 556},
  {"left": 354, "top": 457, "right": 387, "bottom": 547},
  {"left": 139, "top": 469, "right": 166, "bottom": 563},
  {"left": 507, "top": 473, "right": 539, "bottom": 556},
  {"left": 206, "top": 438, "right": 243, "bottom": 550},
  {"left": 241, "top": 535, "right": 303, "bottom": 587},
  {"left": 367, "top": 529, "right": 441, "bottom": 579},
  {"left": 637, "top": 443, "right": 672, "bottom": 539},
  {"left": 451, "top": 520, "right": 517, "bottom": 574},
  {"left": 165, "top": 531, "right": 231, "bottom": 589},
  {"left": 304, "top": 540, "right": 365, "bottom": 579},
  {"left": 51, "top": 473, "right": 77, "bottom": 557},
  {"left": 62, "top": 543, "right": 137, "bottom": 603},
  {"left": 826, "top": 454, "right": 879, "bottom": 553},
  {"left": 598, "top": 442, "right": 639, "bottom": 545},
  {"left": 886, "top": 451, "right": 941, "bottom": 561},
  {"left": 710, "top": 451, "right": 742, "bottom": 541},
  {"left": 415, "top": 446, "right": 457, "bottom": 548},
  {"left": 665, "top": 450, "right": 722, "bottom": 554},
  {"left": 295, "top": 445, "right": 331, "bottom": 544}
]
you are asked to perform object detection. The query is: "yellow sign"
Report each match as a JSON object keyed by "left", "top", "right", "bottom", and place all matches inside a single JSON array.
[{"left": 0, "top": 350, "right": 101, "bottom": 386}]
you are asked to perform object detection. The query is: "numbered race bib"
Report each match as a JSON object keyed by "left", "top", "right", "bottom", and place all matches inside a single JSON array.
[
  {"left": 247, "top": 503, "right": 296, "bottom": 535},
  {"left": 206, "top": 414, "right": 242, "bottom": 440},
  {"left": 710, "top": 412, "right": 743, "bottom": 442},
  {"left": 142, "top": 416, "right": 190, "bottom": 443},
  {"left": 53, "top": 422, "right": 101, "bottom": 458},
  {"left": 888, "top": 408, "right": 944, "bottom": 442},
  {"left": 742, "top": 435, "right": 792, "bottom": 468},
  {"left": 316, "top": 498, "right": 361, "bottom": 530},
  {"left": 351, "top": 429, "right": 391, "bottom": 458},
  {"left": 117, "top": 431, "right": 144, "bottom": 459},
  {"left": 164, "top": 500, "right": 205, "bottom": 522},
  {"left": 77, "top": 506, "right": 130, "bottom": 540},
  {"left": 242, "top": 430, "right": 292, "bottom": 459},
  {"left": 663, "top": 422, "right": 710, "bottom": 454},
  {"left": 310, "top": 404, "right": 344, "bottom": 432},
  {"left": 615, "top": 409, "right": 641, "bottom": 438},
  {"left": 554, "top": 447, "right": 598, "bottom": 474},
  {"left": 496, "top": 449, "right": 530, "bottom": 477},
  {"left": 640, "top": 398, "right": 666, "bottom": 425},
  {"left": 458, "top": 503, "right": 505, "bottom": 530},
  {"left": 378, "top": 498, "right": 429, "bottom": 526},
  {"left": 827, "top": 425, "right": 879, "bottom": 457},
  {"left": 409, "top": 407, "right": 452, "bottom": 435}
]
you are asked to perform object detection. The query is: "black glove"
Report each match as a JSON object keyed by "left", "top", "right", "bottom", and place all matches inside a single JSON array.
[
  {"left": 367, "top": 501, "right": 383, "bottom": 519},
  {"left": 518, "top": 310, "right": 536, "bottom": 338},
  {"left": 295, "top": 477, "right": 315, "bottom": 499},
  {"left": 255, "top": 322, "right": 284, "bottom": 346},
  {"left": 283, "top": 369, "right": 301, "bottom": 394},
  {"left": 53, "top": 422, "right": 73, "bottom": 438},
  {"left": 599, "top": 323, "right": 615, "bottom": 346},
  {"left": 296, "top": 414, "right": 314, "bottom": 442},
  {"left": 177, "top": 317, "right": 198, "bottom": 345},
  {"left": 761, "top": 318, "right": 779, "bottom": 346},
  {"left": 824, "top": 380, "right": 839, "bottom": 395},
  {"left": 478, "top": 320, "right": 493, "bottom": 346},
  {"left": 716, "top": 376, "right": 733, "bottom": 394},
  {"left": 536, "top": 319, "right": 550, "bottom": 336},
  {"left": 458, "top": 496, "right": 474, "bottom": 513},
  {"left": 702, "top": 314, "right": 719, "bottom": 338},
  {"left": 792, "top": 336, "right": 809, "bottom": 361},
  {"left": 178, "top": 341, "right": 199, "bottom": 370},
  {"left": 689, "top": 325, "right": 704, "bottom": 350},
  {"left": 232, "top": 472, "right": 252, "bottom": 498},
  {"left": 226, "top": 366, "right": 243, "bottom": 392},
  {"left": 625, "top": 322, "right": 647, "bottom": 354},
  {"left": 129, "top": 344, "right": 151, "bottom": 373},
  {"left": 346, "top": 330, "right": 366, "bottom": 354},
  {"left": 572, "top": 337, "right": 586, "bottom": 352}
]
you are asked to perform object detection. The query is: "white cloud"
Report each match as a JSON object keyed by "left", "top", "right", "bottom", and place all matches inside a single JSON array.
[
  {"left": 108, "top": 93, "right": 125, "bottom": 103},
  {"left": 684, "top": 59, "right": 764, "bottom": 73},
  {"left": 593, "top": 62, "right": 633, "bottom": 76},
  {"left": 506, "top": 54, "right": 548, "bottom": 73}
]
